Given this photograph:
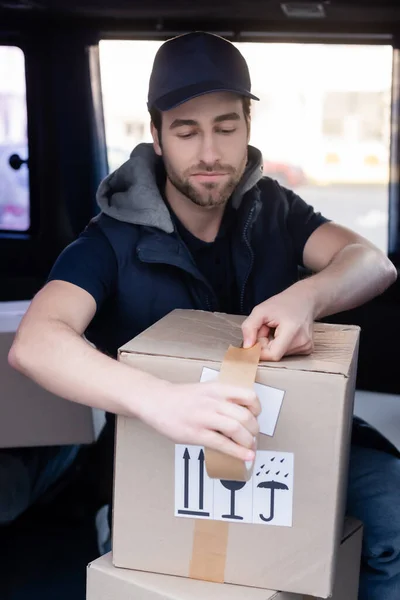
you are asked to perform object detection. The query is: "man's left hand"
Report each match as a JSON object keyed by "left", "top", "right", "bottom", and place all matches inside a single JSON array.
[{"left": 241, "top": 285, "right": 316, "bottom": 361}]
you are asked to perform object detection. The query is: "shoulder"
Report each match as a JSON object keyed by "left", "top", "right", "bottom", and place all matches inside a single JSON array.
[
  {"left": 47, "top": 216, "right": 121, "bottom": 306},
  {"left": 254, "top": 176, "right": 302, "bottom": 223},
  {"left": 91, "top": 213, "right": 140, "bottom": 248},
  {"left": 52, "top": 216, "right": 118, "bottom": 268},
  {"left": 257, "top": 176, "right": 287, "bottom": 193},
  {"left": 255, "top": 177, "right": 326, "bottom": 223},
  {"left": 257, "top": 176, "right": 299, "bottom": 206}
]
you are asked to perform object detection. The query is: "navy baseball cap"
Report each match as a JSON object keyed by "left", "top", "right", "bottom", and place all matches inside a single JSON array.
[{"left": 147, "top": 31, "right": 260, "bottom": 112}]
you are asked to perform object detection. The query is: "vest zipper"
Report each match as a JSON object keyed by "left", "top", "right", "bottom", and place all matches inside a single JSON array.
[
  {"left": 240, "top": 205, "right": 256, "bottom": 314},
  {"left": 137, "top": 250, "right": 216, "bottom": 311}
]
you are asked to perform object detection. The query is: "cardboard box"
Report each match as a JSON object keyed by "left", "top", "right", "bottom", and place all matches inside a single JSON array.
[
  {"left": 113, "top": 310, "right": 360, "bottom": 597},
  {"left": 87, "top": 519, "right": 362, "bottom": 600},
  {"left": 0, "top": 301, "right": 104, "bottom": 448}
]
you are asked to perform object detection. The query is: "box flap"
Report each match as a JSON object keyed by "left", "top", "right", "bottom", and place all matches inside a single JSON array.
[{"left": 119, "top": 310, "right": 360, "bottom": 377}]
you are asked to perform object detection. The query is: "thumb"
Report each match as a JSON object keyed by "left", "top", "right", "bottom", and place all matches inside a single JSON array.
[{"left": 241, "top": 308, "right": 265, "bottom": 348}]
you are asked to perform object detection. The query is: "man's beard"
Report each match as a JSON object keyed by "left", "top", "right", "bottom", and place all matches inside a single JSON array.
[{"left": 164, "top": 156, "right": 247, "bottom": 209}]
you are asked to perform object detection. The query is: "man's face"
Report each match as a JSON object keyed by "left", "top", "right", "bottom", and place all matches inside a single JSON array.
[{"left": 152, "top": 92, "right": 250, "bottom": 209}]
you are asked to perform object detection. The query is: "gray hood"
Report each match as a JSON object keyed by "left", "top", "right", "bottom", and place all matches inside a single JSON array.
[{"left": 96, "top": 142, "right": 264, "bottom": 234}]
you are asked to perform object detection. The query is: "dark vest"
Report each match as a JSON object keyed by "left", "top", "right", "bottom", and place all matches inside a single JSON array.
[{"left": 85, "top": 177, "right": 300, "bottom": 358}]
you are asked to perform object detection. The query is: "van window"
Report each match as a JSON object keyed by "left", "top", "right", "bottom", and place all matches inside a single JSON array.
[
  {"left": 99, "top": 40, "right": 392, "bottom": 253},
  {"left": 0, "top": 46, "right": 29, "bottom": 232}
]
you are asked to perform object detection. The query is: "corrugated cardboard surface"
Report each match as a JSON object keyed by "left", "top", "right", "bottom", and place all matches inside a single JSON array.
[
  {"left": 113, "top": 310, "right": 359, "bottom": 597},
  {"left": 87, "top": 554, "right": 300, "bottom": 600},
  {"left": 0, "top": 301, "right": 102, "bottom": 448},
  {"left": 87, "top": 520, "right": 362, "bottom": 600},
  {"left": 119, "top": 309, "right": 360, "bottom": 377}
]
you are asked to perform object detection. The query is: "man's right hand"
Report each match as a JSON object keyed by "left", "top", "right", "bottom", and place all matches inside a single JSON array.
[
  {"left": 138, "top": 380, "right": 261, "bottom": 462},
  {"left": 9, "top": 280, "right": 260, "bottom": 463}
]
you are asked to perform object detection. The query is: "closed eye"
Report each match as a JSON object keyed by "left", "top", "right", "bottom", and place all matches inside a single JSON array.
[{"left": 177, "top": 131, "right": 196, "bottom": 139}]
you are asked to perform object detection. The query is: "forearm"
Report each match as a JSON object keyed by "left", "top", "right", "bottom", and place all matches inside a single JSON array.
[
  {"left": 296, "top": 243, "right": 397, "bottom": 319},
  {"left": 8, "top": 320, "right": 165, "bottom": 418}
]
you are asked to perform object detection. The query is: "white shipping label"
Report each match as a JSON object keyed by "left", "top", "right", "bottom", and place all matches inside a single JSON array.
[
  {"left": 175, "top": 446, "right": 294, "bottom": 527},
  {"left": 200, "top": 367, "right": 285, "bottom": 436}
]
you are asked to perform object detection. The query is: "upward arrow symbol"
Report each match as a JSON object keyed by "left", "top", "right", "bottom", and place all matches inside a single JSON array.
[
  {"left": 177, "top": 447, "right": 210, "bottom": 518},
  {"left": 183, "top": 448, "right": 190, "bottom": 509},
  {"left": 198, "top": 449, "right": 205, "bottom": 510}
]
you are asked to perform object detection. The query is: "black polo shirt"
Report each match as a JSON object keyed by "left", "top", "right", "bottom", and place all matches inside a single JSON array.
[{"left": 170, "top": 201, "right": 239, "bottom": 314}]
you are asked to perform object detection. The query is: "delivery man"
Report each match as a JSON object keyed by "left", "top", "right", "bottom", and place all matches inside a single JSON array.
[{"left": 8, "top": 32, "right": 400, "bottom": 599}]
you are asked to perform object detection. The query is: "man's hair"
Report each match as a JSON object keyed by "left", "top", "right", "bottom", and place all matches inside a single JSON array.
[{"left": 149, "top": 96, "right": 252, "bottom": 144}]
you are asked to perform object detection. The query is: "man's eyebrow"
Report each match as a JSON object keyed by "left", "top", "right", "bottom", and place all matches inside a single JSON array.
[
  {"left": 169, "top": 112, "right": 241, "bottom": 130},
  {"left": 169, "top": 118, "right": 198, "bottom": 130},
  {"left": 214, "top": 112, "right": 241, "bottom": 123}
]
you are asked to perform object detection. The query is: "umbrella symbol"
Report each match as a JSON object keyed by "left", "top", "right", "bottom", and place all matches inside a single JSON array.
[{"left": 257, "top": 480, "right": 289, "bottom": 522}]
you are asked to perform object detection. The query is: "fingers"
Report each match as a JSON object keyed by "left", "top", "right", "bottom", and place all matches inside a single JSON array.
[
  {"left": 246, "top": 394, "right": 262, "bottom": 418},
  {"left": 258, "top": 336, "right": 271, "bottom": 354},
  {"left": 200, "top": 429, "right": 256, "bottom": 463},
  {"left": 216, "top": 401, "right": 260, "bottom": 438},
  {"left": 259, "top": 325, "right": 293, "bottom": 361},
  {"left": 199, "top": 383, "right": 260, "bottom": 455},
  {"left": 258, "top": 324, "right": 271, "bottom": 339},
  {"left": 260, "top": 325, "right": 313, "bottom": 361},
  {"left": 207, "top": 413, "right": 256, "bottom": 450},
  {"left": 207, "top": 383, "right": 261, "bottom": 417},
  {"left": 241, "top": 306, "right": 266, "bottom": 348}
]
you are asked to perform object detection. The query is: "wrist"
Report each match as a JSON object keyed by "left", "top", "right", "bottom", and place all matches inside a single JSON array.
[
  {"left": 127, "top": 374, "right": 172, "bottom": 421},
  {"left": 113, "top": 363, "right": 171, "bottom": 420},
  {"left": 294, "top": 276, "right": 324, "bottom": 320}
]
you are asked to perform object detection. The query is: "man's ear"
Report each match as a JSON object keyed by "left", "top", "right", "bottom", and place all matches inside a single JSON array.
[{"left": 151, "top": 122, "right": 162, "bottom": 156}]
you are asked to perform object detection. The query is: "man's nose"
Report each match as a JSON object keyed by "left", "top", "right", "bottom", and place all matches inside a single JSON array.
[{"left": 198, "top": 133, "right": 221, "bottom": 166}]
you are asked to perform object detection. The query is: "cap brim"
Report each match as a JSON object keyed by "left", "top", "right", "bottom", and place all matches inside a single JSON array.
[{"left": 152, "top": 81, "right": 259, "bottom": 111}]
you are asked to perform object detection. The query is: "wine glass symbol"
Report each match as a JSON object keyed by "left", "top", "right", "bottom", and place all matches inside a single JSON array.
[{"left": 220, "top": 480, "right": 246, "bottom": 520}]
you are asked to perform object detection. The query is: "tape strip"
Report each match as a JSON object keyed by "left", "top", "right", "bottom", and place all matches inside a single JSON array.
[
  {"left": 205, "top": 342, "right": 262, "bottom": 482},
  {"left": 189, "top": 519, "right": 230, "bottom": 582},
  {"left": 189, "top": 343, "right": 261, "bottom": 583}
]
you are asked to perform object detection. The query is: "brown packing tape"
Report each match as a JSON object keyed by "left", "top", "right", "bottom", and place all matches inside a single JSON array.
[
  {"left": 189, "top": 343, "right": 261, "bottom": 583},
  {"left": 189, "top": 520, "right": 230, "bottom": 582},
  {"left": 205, "top": 343, "right": 262, "bottom": 482}
]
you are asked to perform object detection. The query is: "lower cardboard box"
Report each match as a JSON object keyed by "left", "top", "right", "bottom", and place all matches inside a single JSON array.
[{"left": 87, "top": 518, "right": 363, "bottom": 600}]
